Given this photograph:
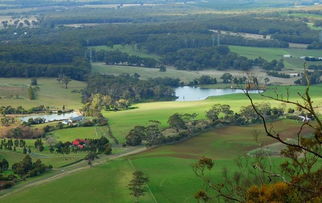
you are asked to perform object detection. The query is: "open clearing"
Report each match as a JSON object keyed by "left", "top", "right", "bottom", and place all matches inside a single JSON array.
[
  {"left": 0, "top": 78, "right": 86, "bottom": 109},
  {"left": 229, "top": 45, "right": 322, "bottom": 70},
  {"left": 92, "top": 62, "right": 298, "bottom": 84}
]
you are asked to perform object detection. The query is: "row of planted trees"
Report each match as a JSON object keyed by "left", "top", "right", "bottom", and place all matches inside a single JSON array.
[{"left": 125, "top": 102, "right": 288, "bottom": 147}]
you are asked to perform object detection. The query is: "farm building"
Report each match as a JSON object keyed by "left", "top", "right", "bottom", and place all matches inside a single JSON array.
[{"left": 62, "top": 116, "right": 84, "bottom": 125}]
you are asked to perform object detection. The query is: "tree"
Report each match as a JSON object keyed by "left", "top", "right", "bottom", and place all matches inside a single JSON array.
[
  {"left": 264, "top": 77, "right": 270, "bottom": 85},
  {"left": 104, "top": 143, "right": 112, "bottom": 155},
  {"left": 27, "top": 86, "right": 36, "bottom": 100},
  {"left": 30, "top": 78, "right": 38, "bottom": 86},
  {"left": 0, "top": 159, "right": 9, "bottom": 172},
  {"left": 206, "top": 104, "right": 222, "bottom": 123},
  {"left": 220, "top": 73, "right": 233, "bottom": 84},
  {"left": 34, "top": 139, "right": 44, "bottom": 152},
  {"left": 128, "top": 171, "right": 149, "bottom": 202},
  {"left": 85, "top": 152, "right": 98, "bottom": 167},
  {"left": 168, "top": 113, "right": 186, "bottom": 132},
  {"left": 159, "top": 65, "right": 167, "bottom": 72},
  {"left": 62, "top": 75, "right": 71, "bottom": 89},
  {"left": 144, "top": 121, "right": 163, "bottom": 146},
  {"left": 126, "top": 126, "right": 146, "bottom": 146}
]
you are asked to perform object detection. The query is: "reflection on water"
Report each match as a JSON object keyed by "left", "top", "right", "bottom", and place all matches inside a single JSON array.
[{"left": 175, "top": 86, "right": 261, "bottom": 101}]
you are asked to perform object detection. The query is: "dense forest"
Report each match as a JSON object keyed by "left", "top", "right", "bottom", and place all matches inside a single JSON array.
[
  {"left": 0, "top": 44, "right": 90, "bottom": 80},
  {"left": 92, "top": 50, "right": 159, "bottom": 68}
]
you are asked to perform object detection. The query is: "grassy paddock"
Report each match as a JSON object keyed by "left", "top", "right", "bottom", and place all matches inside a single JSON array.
[
  {"left": 229, "top": 45, "right": 322, "bottom": 70},
  {"left": 92, "top": 62, "right": 296, "bottom": 84},
  {"left": 50, "top": 127, "right": 98, "bottom": 142},
  {"left": 0, "top": 78, "right": 85, "bottom": 109}
]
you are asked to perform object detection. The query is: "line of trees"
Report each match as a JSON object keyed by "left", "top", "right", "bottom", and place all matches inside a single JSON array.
[
  {"left": 0, "top": 155, "right": 52, "bottom": 190},
  {"left": 295, "top": 70, "right": 322, "bottom": 85},
  {"left": 125, "top": 103, "right": 287, "bottom": 146},
  {"left": 49, "top": 136, "right": 112, "bottom": 155},
  {"left": 92, "top": 50, "right": 160, "bottom": 68},
  {"left": 267, "top": 71, "right": 291, "bottom": 78},
  {"left": 0, "top": 105, "right": 47, "bottom": 115}
]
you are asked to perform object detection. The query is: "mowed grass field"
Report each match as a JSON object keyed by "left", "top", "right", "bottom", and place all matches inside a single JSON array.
[
  {"left": 0, "top": 78, "right": 86, "bottom": 109},
  {"left": 229, "top": 45, "right": 322, "bottom": 70},
  {"left": 1, "top": 120, "right": 301, "bottom": 203}
]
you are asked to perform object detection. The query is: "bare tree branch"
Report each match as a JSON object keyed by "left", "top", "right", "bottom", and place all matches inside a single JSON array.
[{"left": 244, "top": 90, "right": 322, "bottom": 158}]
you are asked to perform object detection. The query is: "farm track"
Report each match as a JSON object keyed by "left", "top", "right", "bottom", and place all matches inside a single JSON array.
[{"left": 0, "top": 146, "right": 148, "bottom": 199}]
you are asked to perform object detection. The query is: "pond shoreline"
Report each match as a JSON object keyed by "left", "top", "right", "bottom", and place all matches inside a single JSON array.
[{"left": 175, "top": 86, "right": 262, "bottom": 102}]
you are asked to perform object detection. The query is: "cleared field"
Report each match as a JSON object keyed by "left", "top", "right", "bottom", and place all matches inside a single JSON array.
[
  {"left": 1, "top": 120, "right": 299, "bottom": 203},
  {"left": 0, "top": 78, "right": 85, "bottom": 109},
  {"left": 229, "top": 45, "right": 322, "bottom": 70},
  {"left": 92, "top": 62, "right": 201, "bottom": 82},
  {"left": 92, "top": 62, "right": 297, "bottom": 84},
  {"left": 50, "top": 127, "right": 98, "bottom": 142}
]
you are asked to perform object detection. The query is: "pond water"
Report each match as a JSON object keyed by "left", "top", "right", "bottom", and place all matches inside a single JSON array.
[
  {"left": 20, "top": 112, "right": 80, "bottom": 123},
  {"left": 175, "top": 86, "right": 261, "bottom": 101}
]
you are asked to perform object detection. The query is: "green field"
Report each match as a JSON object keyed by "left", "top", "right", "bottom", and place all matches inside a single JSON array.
[
  {"left": 92, "top": 62, "right": 203, "bottom": 82},
  {"left": 0, "top": 78, "right": 86, "bottom": 109},
  {"left": 229, "top": 45, "right": 322, "bottom": 70},
  {"left": 106, "top": 84, "right": 322, "bottom": 143},
  {"left": 92, "top": 62, "right": 297, "bottom": 85},
  {"left": 0, "top": 148, "right": 87, "bottom": 168},
  {"left": 1, "top": 119, "right": 300, "bottom": 203},
  {"left": 287, "top": 12, "right": 322, "bottom": 20},
  {"left": 50, "top": 127, "right": 98, "bottom": 142}
]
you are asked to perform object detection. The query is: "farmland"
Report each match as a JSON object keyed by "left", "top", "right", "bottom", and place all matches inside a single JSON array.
[
  {"left": 92, "top": 62, "right": 298, "bottom": 85},
  {"left": 229, "top": 45, "right": 322, "bottom": 70},
  {"left": 0, "top": 78, "right": 85, "bottom": 109},
  {"left": 0, "top": 119, "right": 305, "bottom": 203},
  {"left": 0, "top": 1, "right": 322, "bottom": 202}
]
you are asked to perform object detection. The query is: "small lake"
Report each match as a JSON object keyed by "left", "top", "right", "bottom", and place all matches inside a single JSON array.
[
  {"left": 20, "top": 112, "right": 80, "bottom": 123},
  {"left": 175, "top": 86, "right": 261, "bottom": 101}
]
